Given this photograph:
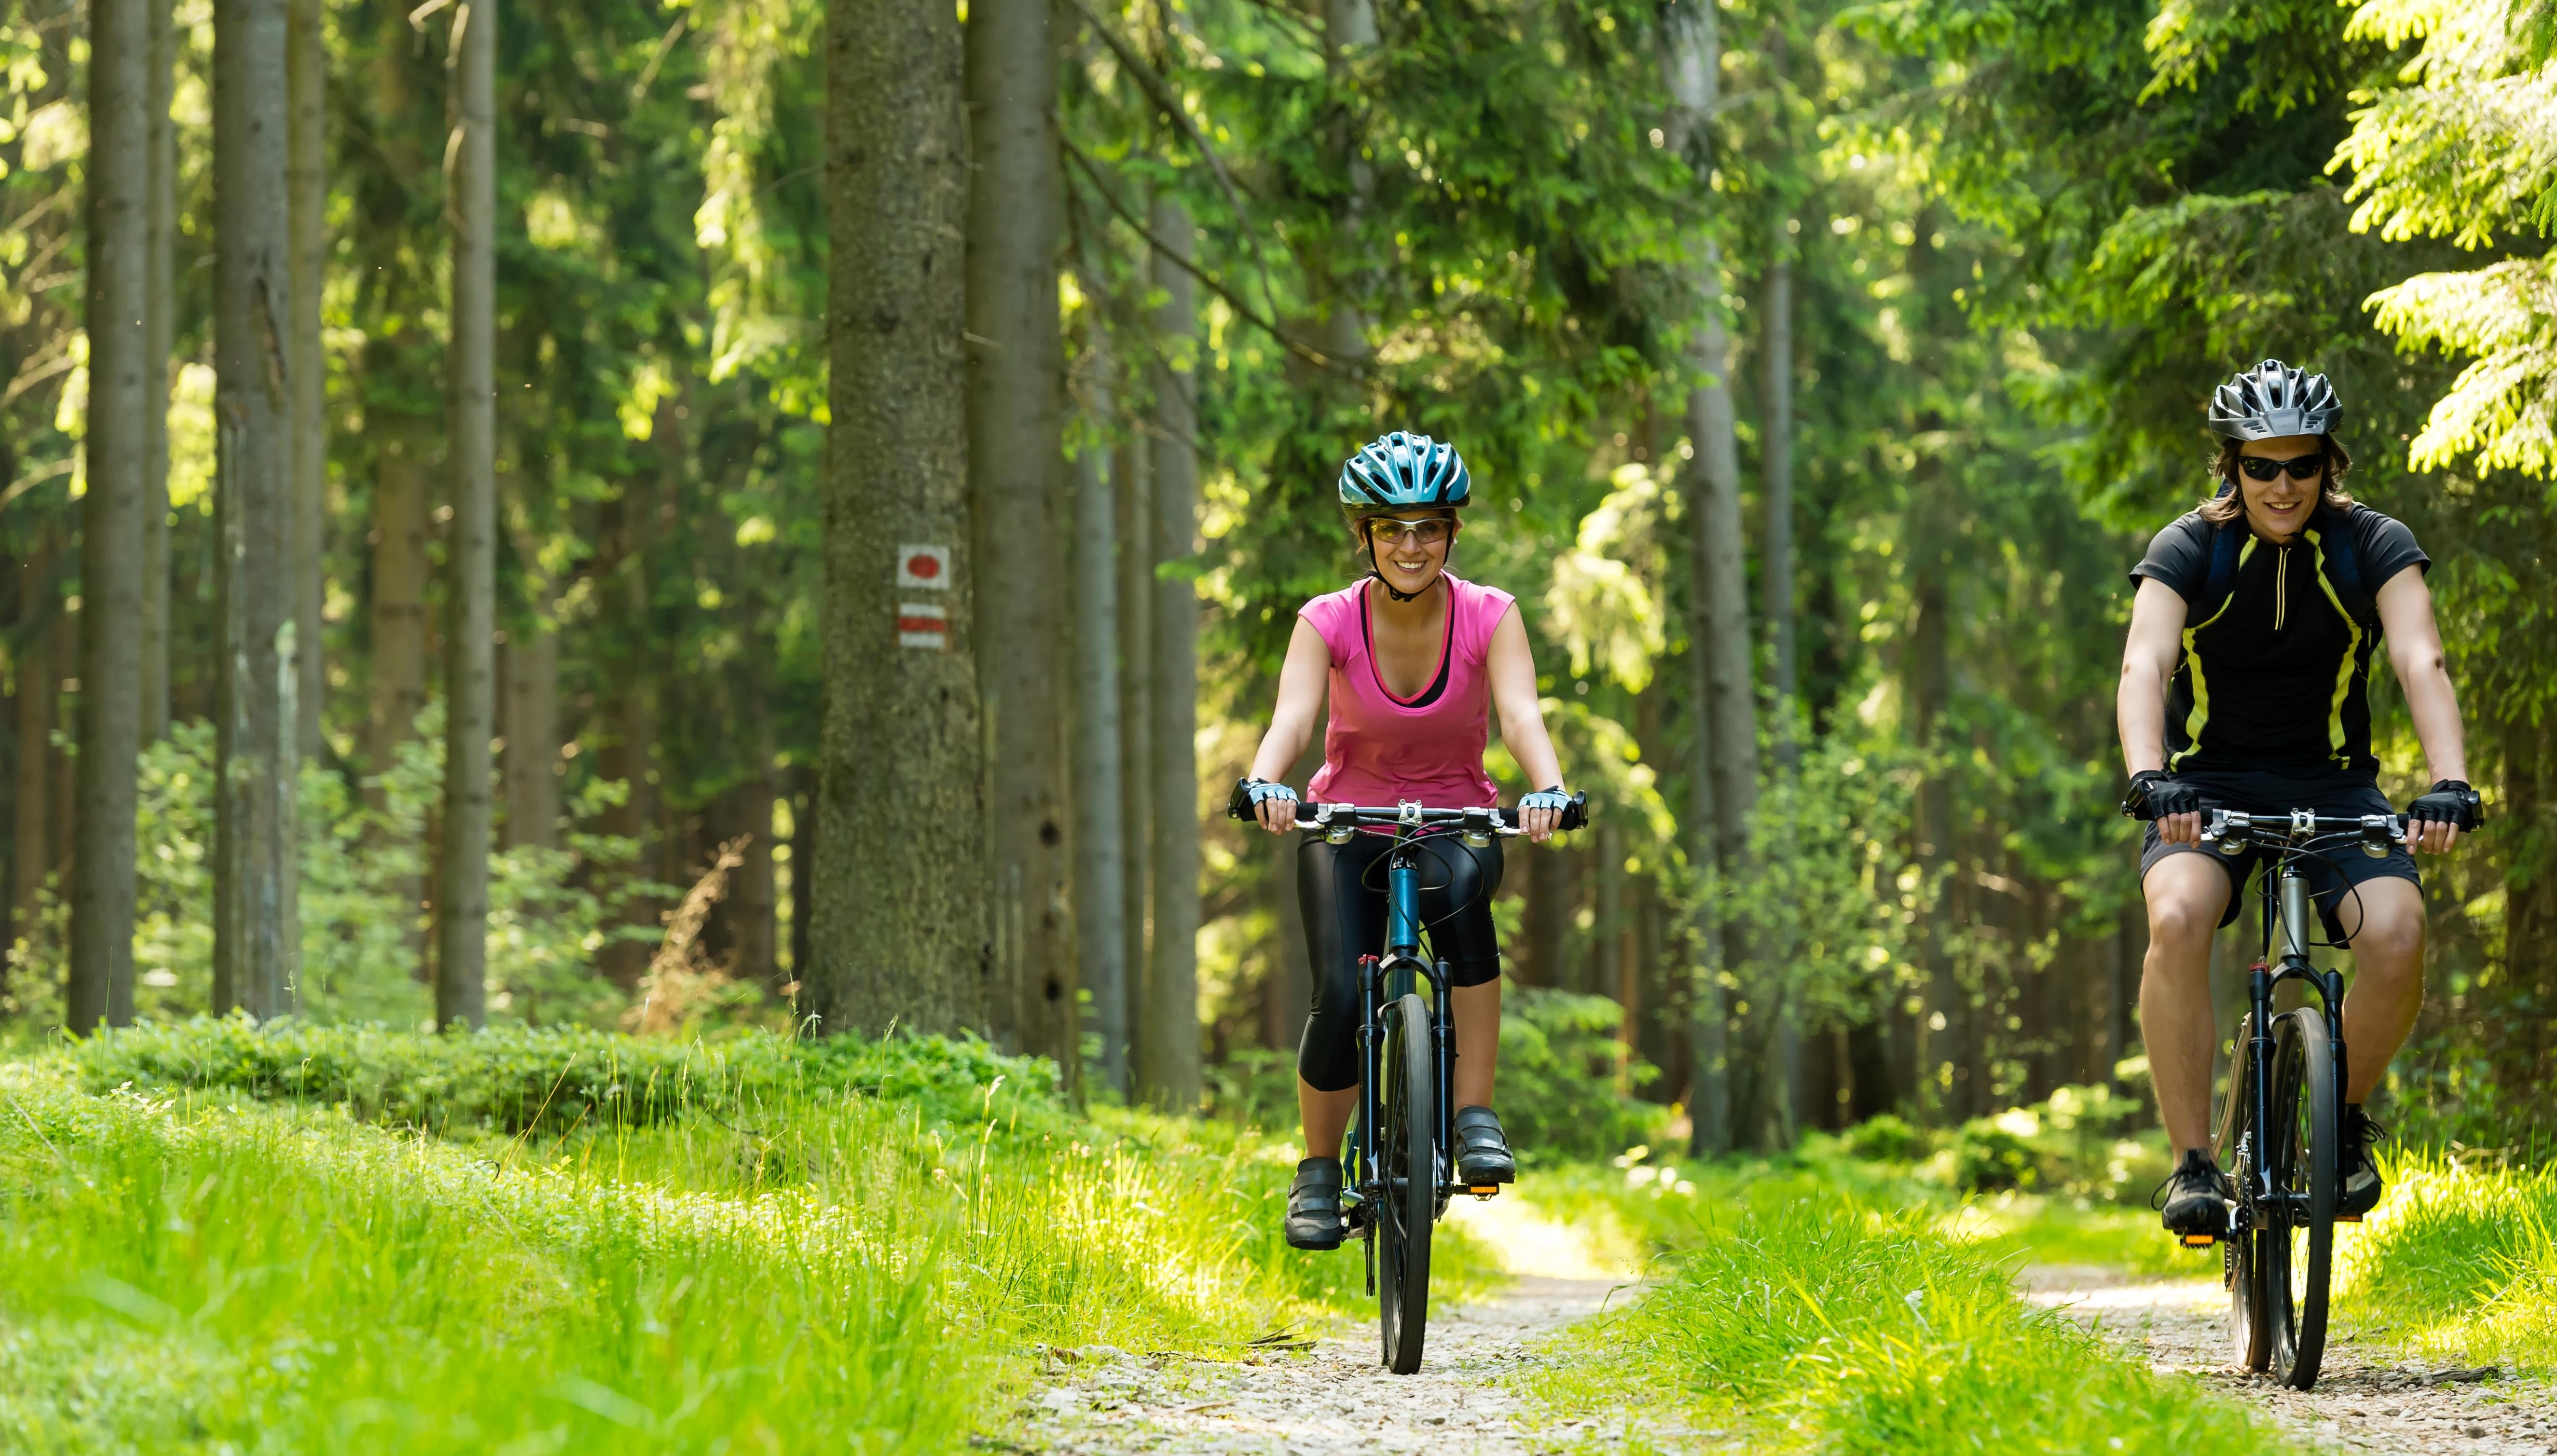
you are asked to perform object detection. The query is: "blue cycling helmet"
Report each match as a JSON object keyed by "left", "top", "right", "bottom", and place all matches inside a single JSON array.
[{"left": 1338, "top": 431, "right": 1472, "bottom": 511}]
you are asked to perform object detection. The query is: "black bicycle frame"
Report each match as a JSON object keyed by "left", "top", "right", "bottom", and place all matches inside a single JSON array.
[
  {"left": 2235, "top": 839, "right": 2351, "bottom": 1228},
  {"left": 1350, "top": 837, "right": 1459, "bottom": 1218}
]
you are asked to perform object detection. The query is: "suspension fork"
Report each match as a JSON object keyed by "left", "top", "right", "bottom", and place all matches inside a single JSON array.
[{"left": 1356, "top": 952, "right": 1381, "bottom": 1197}]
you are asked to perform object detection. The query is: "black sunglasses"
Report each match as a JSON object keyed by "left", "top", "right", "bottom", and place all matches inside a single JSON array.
[{"left": 2237, "top": 452, "right": 2326, "bottom": 482}]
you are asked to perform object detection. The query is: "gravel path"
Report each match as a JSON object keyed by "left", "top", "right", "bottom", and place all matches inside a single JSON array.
[
  {"left": 1015, "top": 1191, "right": 1655, "bottom": 1454},
  {"left": 2026, "top": 1267, "right": 2557, "bottom": 1452}
]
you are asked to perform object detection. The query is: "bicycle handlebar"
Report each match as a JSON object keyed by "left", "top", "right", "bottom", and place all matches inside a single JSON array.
[
  {"left": 2201, "top": 809, "right": 2407, "bottom": 848},
  {"left": 1223, "top": 780, "right": 1590, "bottom": 834}
]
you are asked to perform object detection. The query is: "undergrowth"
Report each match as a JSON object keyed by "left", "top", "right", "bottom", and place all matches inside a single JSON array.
[
  {"left": 2334, "top": 1149, "right": 2557, "bottom": 1370},
  {"left": 0, "top": 1023, "right": 1495, "bottom": 1452}
]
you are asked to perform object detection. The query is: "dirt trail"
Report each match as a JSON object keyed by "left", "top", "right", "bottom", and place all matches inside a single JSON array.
[
  {"left": 2026, "top": 1267, "right": 2557, "bottom": 1452},
  {"left": 1016, "top": 1190, "right": 1654, "bottom": 1454}
]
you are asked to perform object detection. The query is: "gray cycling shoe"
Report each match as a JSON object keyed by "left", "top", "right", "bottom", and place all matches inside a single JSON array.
[
  {"left": 1285, "top": 1157, "right": 1346, "bottom": 1250},
  {"left": 1454, "top": 1105, "right": 1516, "bottom": 1185}
]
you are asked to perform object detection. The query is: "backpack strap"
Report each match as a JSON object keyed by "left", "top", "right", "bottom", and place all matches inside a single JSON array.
[
  {"left": 2311, "top": 505, "right": 2379, "bottom": 631},
  {"left": 2198, "top": 515, "right": 2245, "bottom": 626}
]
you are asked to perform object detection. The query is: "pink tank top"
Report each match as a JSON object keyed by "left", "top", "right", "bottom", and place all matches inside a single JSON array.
[{"left": 1300, "top": 573, "right": 1515, "bottom": 808}]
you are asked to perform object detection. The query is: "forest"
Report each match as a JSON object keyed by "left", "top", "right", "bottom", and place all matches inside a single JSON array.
[
  {"left": 5, "top": 0, "right": 2556, "bottom": 1149},
  {"left": 6, "top": 0, "right": 2557, "bottom": 1448}
]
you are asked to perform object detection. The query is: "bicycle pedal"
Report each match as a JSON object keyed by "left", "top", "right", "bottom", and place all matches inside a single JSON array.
[
  {"left": 2335, "top": 1213, "right": 2362, "bottom": 1223},
  {"left": 1467, "top": 1185, "right": 1500, "bottom": 1199},
  {"left": 2180, "top": 1234, "right": 2218, "bottom": 1248}
]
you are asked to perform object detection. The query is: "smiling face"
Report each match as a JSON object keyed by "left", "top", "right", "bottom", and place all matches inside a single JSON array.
[
  {"left": 2235, "top": 434, "right": 2328, "bottom": 543},
  {"left": 1357, "top": 509, "right": 1459, "bottom": 596}
]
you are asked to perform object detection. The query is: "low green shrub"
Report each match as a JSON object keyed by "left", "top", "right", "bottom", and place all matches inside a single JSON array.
[
  {"left": 1492, "top": 987, "right": 1665, "bottom": 1162},
  {"left": 1842, "top": 1111, "right": 1920, "bottom": 1162},
  {"left": 56, "top": 1017, "right": 1062, "bottom": 1139},
  {"left": 1943, "top": 1083, "right": 2167, "bottom": 1200}
]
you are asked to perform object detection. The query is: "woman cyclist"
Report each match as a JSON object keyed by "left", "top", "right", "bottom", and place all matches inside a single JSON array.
[
  {"left": 2119, "top": 360, "right": 2480, "bottom": 1238},
  {"left": 1238, "top": 430, "right": 1572, "bottom": 1251}
]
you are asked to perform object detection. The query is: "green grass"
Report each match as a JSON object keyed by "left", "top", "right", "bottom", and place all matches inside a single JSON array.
[
  {"left": 2334, "top": 1149, "right": 2557, "bottom": 1370},
  {"left": 1512, "top": 1148, "right": 2281, "bottom": 1454},
  {"left": 0, "top": 1024, "right": 1497, "bottom": 1453}
]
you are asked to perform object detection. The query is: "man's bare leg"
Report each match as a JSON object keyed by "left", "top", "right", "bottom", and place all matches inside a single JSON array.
[
  {"left": 2141, "top": 853, "right": 2235, "bottom": 1156},
  {"left": 2332, "top": 877, "right": 2426, "bottom": 1105}
]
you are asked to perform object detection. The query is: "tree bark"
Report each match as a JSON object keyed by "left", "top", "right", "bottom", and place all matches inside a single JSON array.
[
  {"left": 141, "top": 0, "right": 176, "bottom": 742},
  {"left": 1071, "top": 337, "right": 1130, "bottom": 1095},
  {"left": 726, "top": 711, "right": 778, "bottom": 987},
  {"left": 434, "top": 0, "right": 497, "bottom": 1032},
  {"left": 287, "top": 0, "right": 326, "bottom": 759},
  {"left": 1760, "top": 243, "right": 1796, "bottom": 738},
  {"left": 1140, "top": 193, "right": 1202, "bottom": 1110},
  {"left": 965, "top": 0, "right": 1076, "bottom": 1072},
  {"left": 499, "top": 608, "right": 560, "bottom": 849},
  {"left": 71, "top": 0, "right": 154, "bottom": 1033},
  {"left": 809, "top": 0, "right": 986, "bottom": 1038},
  {"left": 1665, "top": 0, "right": 1755, "bottom": 1154},
  {"left": 211, "top": 0, "right": 301, "bottom": 1021},
  {"left": 1115, "top": 434, "right": 1151, "bottom": 1081},
  {"left": 10, "top": 534, "right": 56, "bottom": 971},
  {"left": 365, "top": 418, "right": 432, "bottom": 777}
]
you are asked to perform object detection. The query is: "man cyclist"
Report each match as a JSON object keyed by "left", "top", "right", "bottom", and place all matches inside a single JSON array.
[
  {"left": 1235, "top": 431, "right": 1572, "bottom": 1251},
  {"left": 2118, "top": 360, "right": 2481, "bottom": 1238}
]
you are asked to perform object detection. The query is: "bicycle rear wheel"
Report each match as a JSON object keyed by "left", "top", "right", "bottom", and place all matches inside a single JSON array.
[
  {"left": 2214, "top": 1013, "right": 2276, "bottom": 1372},
  {"left": 2269, "top": 1007, "right": 2339, "bottom": 1389},
  {"left": 1377, "top": 991, "right": 1436, "bottom": 1374}
]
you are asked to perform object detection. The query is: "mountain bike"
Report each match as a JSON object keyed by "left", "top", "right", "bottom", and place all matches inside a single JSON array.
[
  {"left": 2191, "top": 807, "right": 2406, "bottom": 1390},
  {"left": 1228, "top": 788, "right": 1589, "bottom": 1373}
]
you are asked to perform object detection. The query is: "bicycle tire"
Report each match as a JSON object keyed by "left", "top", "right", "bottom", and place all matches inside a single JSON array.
[
  {"left": 2269, "top": 1007, "right": 2338, "bottom": 1389},
  {"left": 1377, "top": 991, "right": 1435, "bottom": 1374},
  {"left": 2215, "top": 1013, "right": 2274, "bottom": 1373}
]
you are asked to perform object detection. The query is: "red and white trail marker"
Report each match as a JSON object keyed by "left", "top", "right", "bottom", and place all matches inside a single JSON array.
[
  {"left": 897, "top": 544, "right": 952, "bottom": 590},
  {"left": 898, "top": 600, "right": 948, "bottom": 651}
]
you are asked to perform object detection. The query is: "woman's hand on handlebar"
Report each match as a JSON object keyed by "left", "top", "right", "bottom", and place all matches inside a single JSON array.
[
  {"left": 1517, "top": 787, "right": 1570, "bottom": 844},
  {"left": 1244, "top": 779, "right": 1300, "bottom": 835}
]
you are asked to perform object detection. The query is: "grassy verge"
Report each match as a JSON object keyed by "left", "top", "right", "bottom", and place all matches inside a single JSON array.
[
  {"left": 1512, "top": 1147, "right": 2279, "bottom": 1454},
  {"left": 0, "top": 1021, "right": 1495, "bottom": 1453},
  {"left": 2334, "top": 1150, "right": 2557, "bottom": 1370}
]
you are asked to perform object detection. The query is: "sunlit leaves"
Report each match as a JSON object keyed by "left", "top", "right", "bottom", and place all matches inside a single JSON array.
[{"left": 2370, "top": 257, "right": 2557, "bottom": 476}]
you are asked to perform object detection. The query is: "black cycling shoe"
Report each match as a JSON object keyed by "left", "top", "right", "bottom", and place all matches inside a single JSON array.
[
  {"left": 2341, "top": 1106, "right": 2385, "bottom": 1218},
  {"left": 2153, "top": 1149, "right": 2233, "bottom": 1238},
  {"left": 1285, "top": 1157, "right": 1346, "bottom": 1250},
  {"left": 1453, "top": 1105, "right": 1516, "bottom": 1185}
]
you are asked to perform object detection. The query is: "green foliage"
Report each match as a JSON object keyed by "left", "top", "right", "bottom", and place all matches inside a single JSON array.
[
  {"left": 54, "top": 1017, "right": 1060, "bottom": 1139},
  {"left": 1526, "top": 1196, "right": 2277, "bottom": 1453},
  {"left": 1949, "top": 1083, "right": 2165, "bottom": 1199},
  {"left": 1496, "top": 988, "right": 1668, "bottom": 1163},
  {"left": 2336, "top": 1149, "right": 2557, "bottom": 1368},
  {"left": 1843, "top": 1111, "right": 1920, "bottom": 1162},
  {"left": 6, "top": 718, "right": 647, "bottom": 1028}
]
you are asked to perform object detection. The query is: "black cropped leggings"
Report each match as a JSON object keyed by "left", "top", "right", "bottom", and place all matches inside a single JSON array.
[{"left": 1295, "top": 831, "right": 1504, "bottom": 1093}]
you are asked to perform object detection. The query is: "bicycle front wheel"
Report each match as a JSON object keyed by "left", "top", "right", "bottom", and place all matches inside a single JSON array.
[
  {"left": 2269, "top": 1006, "right": 2339, "bottom": 1389},
  {"left": 1377, "top": 991, "right": 1436, "bottom": 1374},
  {"left": 2216, "top": 1013, "right": 2274, "bottom": 1373}
]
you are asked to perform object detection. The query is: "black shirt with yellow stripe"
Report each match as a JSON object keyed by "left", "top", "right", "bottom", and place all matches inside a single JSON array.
[{"left": 2130, "top": 506, "right": 2429, "bottom": 775}]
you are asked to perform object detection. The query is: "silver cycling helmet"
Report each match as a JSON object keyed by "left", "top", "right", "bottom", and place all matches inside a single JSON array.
[{"left": 2208, "top": 359, "right": 2343, "bottom": 441}]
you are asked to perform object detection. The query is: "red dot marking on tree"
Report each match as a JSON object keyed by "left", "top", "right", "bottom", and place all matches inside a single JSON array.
[{"left": 906, "top": 554, "right": 941, "bottom": 580}]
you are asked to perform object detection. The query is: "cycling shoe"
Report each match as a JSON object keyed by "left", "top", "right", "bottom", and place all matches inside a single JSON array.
[
  {"left": 2341, "top": 1106, "right": 2385, "bottom": 1218},
  {"left": 1454, "top": 1105, "right": 1516, "bottom": 1185},
  {"left": 2153, "top": 1149, "right": 2233, "bottom": 1237},
  {"left": 1285, "top": 1157, "right": 1346, "bottom": 1250}
]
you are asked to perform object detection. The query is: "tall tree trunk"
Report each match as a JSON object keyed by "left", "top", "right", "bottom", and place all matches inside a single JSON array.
[
  {"left": 287, "top": 0, "right": 326, "bottom": 758},
  {"left": 591, "top": 482, "right": 660, "bottom": 986},
  {"left": 1322, "top": 0, "right": 1377, "bottom": 364},
  {"left": 966, "top": 0, "right": 1076, "bottom": 1071},
  {"left": 10, "top": 535, "right": 56, "bottom": 969},
  {"left": 500, "top": 606, "right": 560, "bottom": 848},
  {"left": 71, "top": 0, "right": 154, "bottom": 1033},
  {"left": 1760, "top": 239, "right": 1797, "bottom": 740},
  {"left": 211, "top": 0, "right": 301, "bottom": 1021},
  {"left": 1140, "top": 193, "right": 1202, "bottom": 1110},
  {"left": 141, "top": 0, "right": 176, "bottom": 743},
  {"left": 1071, "top": 340, "right": 1130, "bottom": 1096},
  {"left": 809, "top": 0, "right": 986, "bottom": 1037},
  {"left": 1115, "top": 434, "right": 1151, "bottom": 1081},
  {"left": 434, "top": 0, "right": 497, "bottom": 1032},
  {"left": 365, "top": 418, "right": 432, "bottom": 776},
  {"left": 1908, "top": 545, "right": 1955, "bottom": 1125},
  {"left": 1665, "top": 0, "right": 1755, "bottom": 1155},
  {"left": 726, "top": 707, "right": 778, "bottom": 987}
]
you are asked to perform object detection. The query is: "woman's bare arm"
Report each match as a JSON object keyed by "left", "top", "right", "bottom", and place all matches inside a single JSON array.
[
  {"left": 1244, "top": 617, "right": 1333, "bottom": 833},
  {"left": 2118, "top": 577, "right": 2195, "bottom": 841},
  {"left": 2375, "top": 565, "right": 2469, "bottom": 854},
  {"left": 1486, "top": 606, "right": 1568, "bottom": 841}
]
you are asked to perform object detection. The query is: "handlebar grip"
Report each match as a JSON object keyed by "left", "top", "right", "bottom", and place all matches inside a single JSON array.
[{"left": 1224, "top": 777, "right": 1254, "bottom": 821}]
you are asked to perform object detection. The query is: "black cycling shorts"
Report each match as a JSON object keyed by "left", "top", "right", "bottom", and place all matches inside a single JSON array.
[
  {"left": 2138, "top": 766, "right": 2419, "bottom": 943},
  {"left": 1295, "top": 831, "right": 1503, "bottom": 1093}
]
